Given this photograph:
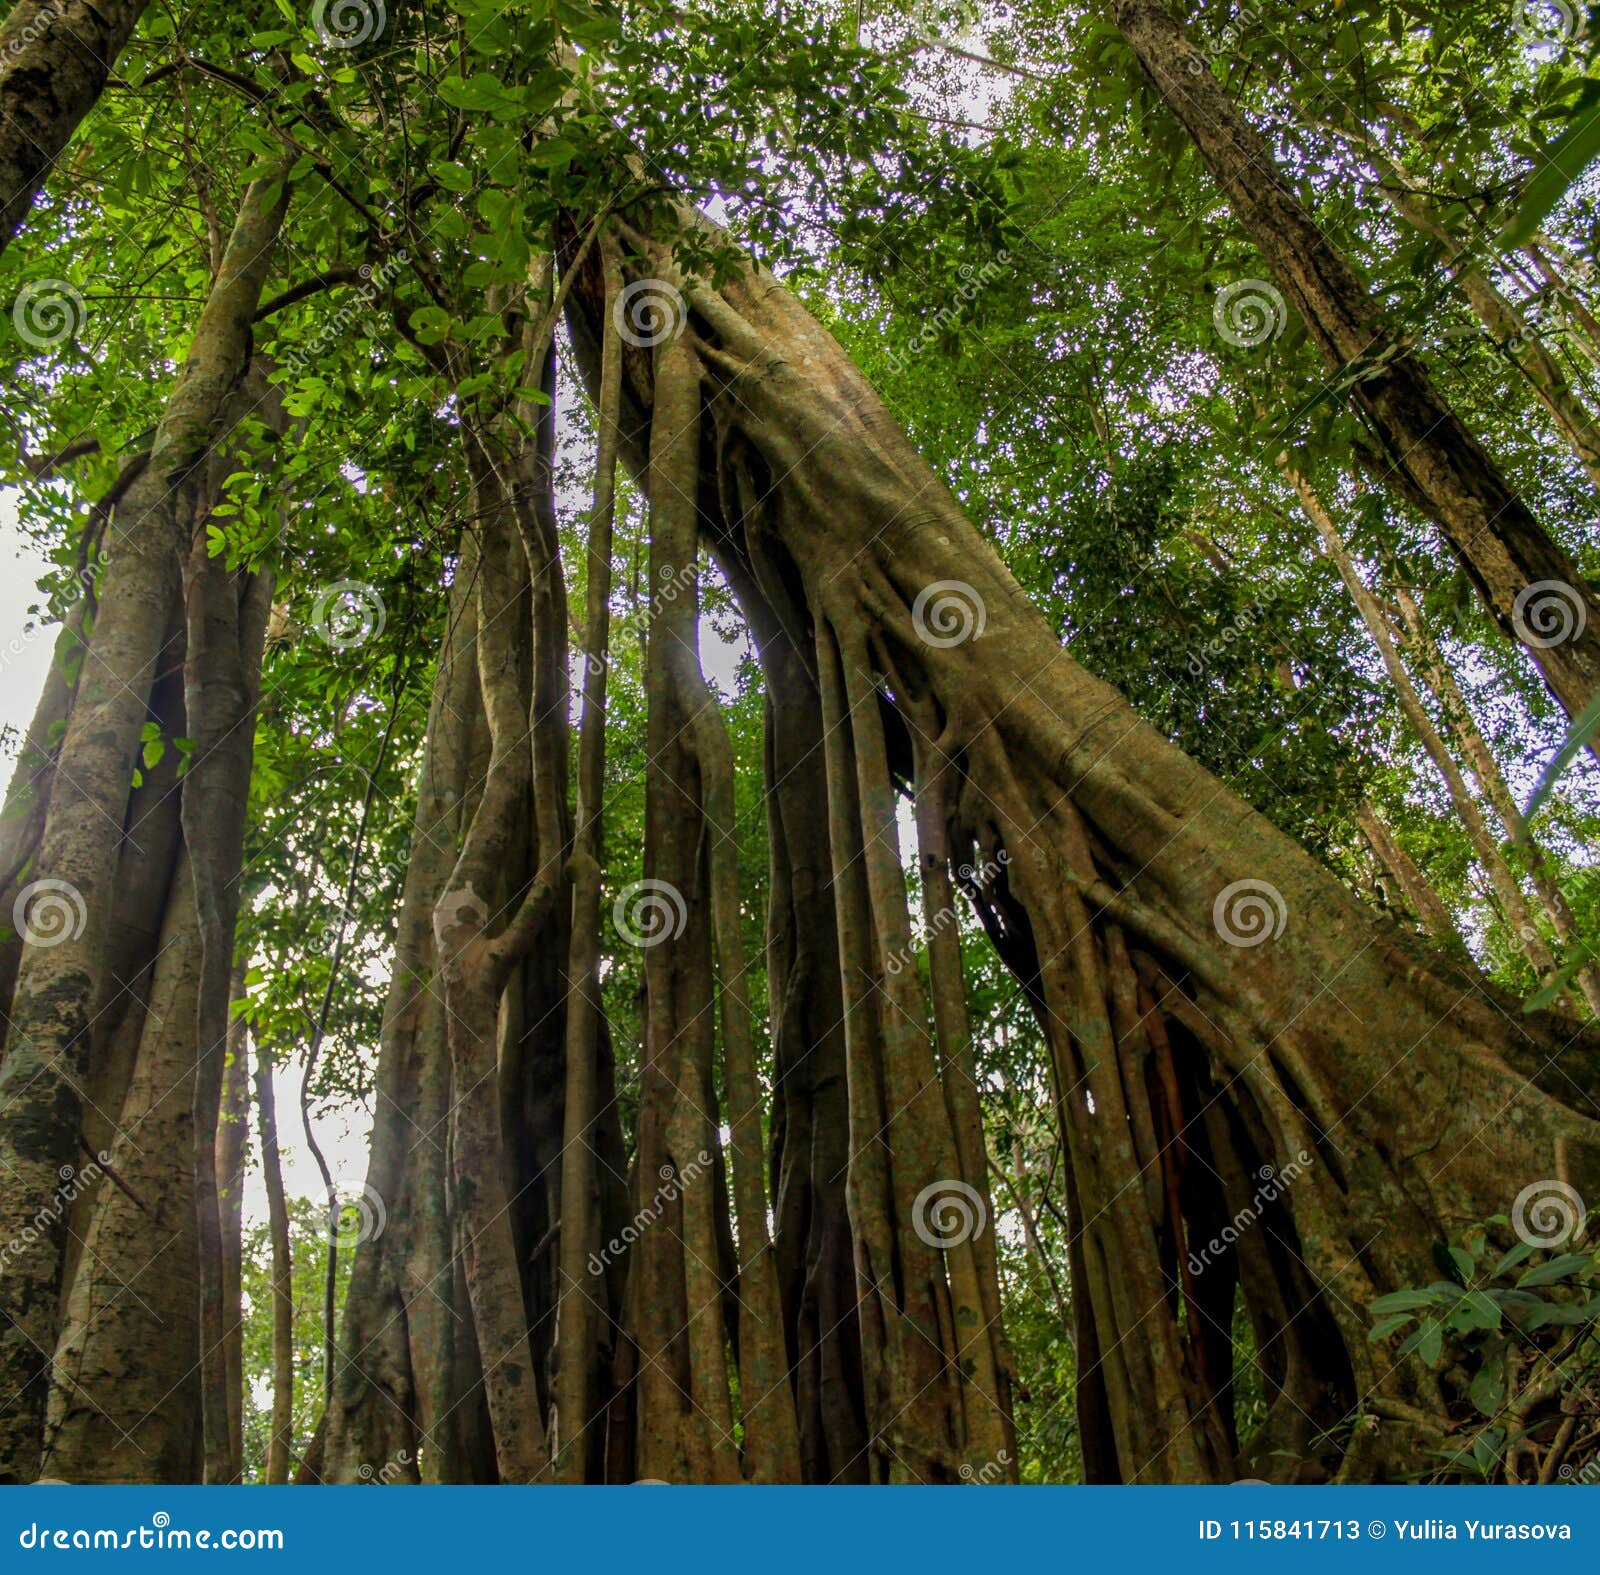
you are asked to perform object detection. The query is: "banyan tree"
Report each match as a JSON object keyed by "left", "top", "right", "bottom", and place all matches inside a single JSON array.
[{"left": 0, "top": 0, "right": 1597, "bottom": 1487}]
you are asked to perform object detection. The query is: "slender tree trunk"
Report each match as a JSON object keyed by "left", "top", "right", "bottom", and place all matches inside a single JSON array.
[
  {"left": 1353, "top": 800, "right": 1456, "bottom": 940},
  {"left": 1285, "top": 465, "right": 1567, "bottom": 993},
  {"left": 216, "top": 963, "right": 251, "bottom": 1482},
  {"left": 0, "top": 0, "right": 149, "bottom": 257},
  {"left": 1109, "top": 0, "right": 1600, "bottom": 748},
  {"left": 1388, "top": 583, "right": 1600, "bottom": 1014},
  {"left": 255, "top": 1050, "right": 294, "bottom": 1486},
  {"left": 552, "top": 248, "right": 622, "bottom": 1483}
]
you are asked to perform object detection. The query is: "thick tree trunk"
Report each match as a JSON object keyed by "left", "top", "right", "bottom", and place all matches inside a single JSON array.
[
  {"left": 560, "top": 205, "right": 1600, "bottom": 1481},
  {"left": 1109, "top": 0, "right": 1600, "bottom": 749},
  {"left": 41, "top": 562, "right": 272, "bottom": 1484},
  {"left": 0, "top": 172, "right": 287, "bottom": 1480},
  {"left": 0, "top": 0, "right": 149, "bottom": 257}
]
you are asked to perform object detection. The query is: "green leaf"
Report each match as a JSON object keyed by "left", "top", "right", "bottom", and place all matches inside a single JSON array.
[
  {"left": 1521, "top": 686, "right": 1600, "bottom": 833},
  {"left": 1502, "top": 97, "right": 1600, "bottom": 249},
  {"left": 1516, "top": 1253, "right": 1594, "bottom": 1288},
  {"left": 1371, "top": 1288, "right": 1437, "bottom": 1314}
]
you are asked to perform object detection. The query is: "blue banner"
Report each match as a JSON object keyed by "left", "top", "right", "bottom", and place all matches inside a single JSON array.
[{"left": 0, "top": 1486, "right": 1595, "bottom": 1569}]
